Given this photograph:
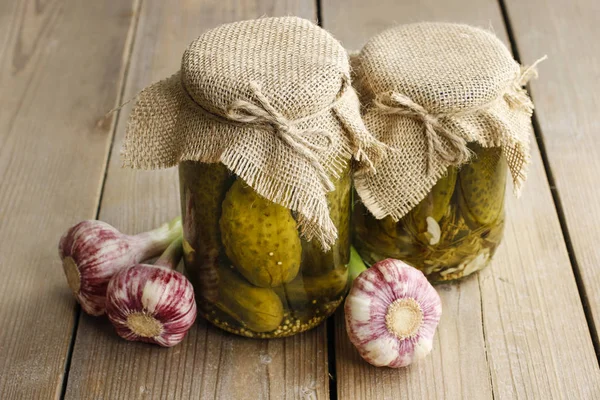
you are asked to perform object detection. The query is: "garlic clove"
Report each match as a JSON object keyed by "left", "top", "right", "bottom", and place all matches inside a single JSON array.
[
  {"left": 58, "top": 218, "right": 182, "bottom": 316},
  {"left": 345, "top": 258, "right": 442, "bottom": 368},
  {"left": 106, "top": 264, "right": 197, "bottom": 347},
  {"left": 362, "top": 336, "right": 399, "bottom": 366},
  {"left": 461, "top": 248, "right": 491, "bottom": 276},
  {"left": 425, "top": 216, "right": 441, "bottom": 245}
]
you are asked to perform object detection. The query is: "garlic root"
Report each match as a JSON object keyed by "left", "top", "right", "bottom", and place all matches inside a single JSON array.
[
  {"left": 105, "top": 236, "right": 197, "bottom": 347},
  {"left": 345, "top": 256, "right": 442, "bottom": 368}
]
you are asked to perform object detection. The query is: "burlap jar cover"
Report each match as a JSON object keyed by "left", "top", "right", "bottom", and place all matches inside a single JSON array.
[
  {"left": 122, "top": 17, "right": 383, "bottom": 250},
  {"left": 352, "top": 23, "right": 543, "bottom": 221}
]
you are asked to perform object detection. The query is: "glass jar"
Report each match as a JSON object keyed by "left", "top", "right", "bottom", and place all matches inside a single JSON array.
[
  {"left": 179, "top": 161, "right": 351, "bottom": 338},
  {"left": 353, "top": 144, "right": 507, "bottom": 282}
]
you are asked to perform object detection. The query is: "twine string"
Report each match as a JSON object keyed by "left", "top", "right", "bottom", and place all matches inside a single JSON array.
[
  {"left": 505, "top": 55, "right": 548, "bottom": 112},
  {"left": 227, "top": 81, "right": 335, "bottom": 191},
  {"left": 518, "top": 55, "right": 547, "bottom": 86},
  {"left": 373, "top": 92, "right": 472, "bottom": 175}
]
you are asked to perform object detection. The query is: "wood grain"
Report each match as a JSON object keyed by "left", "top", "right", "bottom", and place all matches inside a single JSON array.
[
  {"left": 0, "top": 0, "right": 135, "bottom": 398},
  {"left": 334, "top": 277, "right": 492, "bottom": 400},
  {"left": 502, "top": 0, "right": 600, "bottom": 347},
  {"left": 322, "top": 0, "right": 600, "bottom": 398},
  {"left": 63, "top": 1, "right": 327, "bottom": 399}
]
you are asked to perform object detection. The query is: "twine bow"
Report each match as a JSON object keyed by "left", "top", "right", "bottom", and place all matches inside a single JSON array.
[
  {"left": 227, "top": 81, "right": 335, "bottom": 191},
  {"left": 373, "top": 92, "right": 472, "bottom": 175}
]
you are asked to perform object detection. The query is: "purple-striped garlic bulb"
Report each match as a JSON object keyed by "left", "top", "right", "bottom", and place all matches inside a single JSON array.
[
  {"left": 106, "top": 237, "right": 197, "bottom": 347},
  {"left": 345, "top": 258, "right": 442, "bottom": 368},
  {"left": 58, "top": 217, "right": 182, "bottom": 316}
]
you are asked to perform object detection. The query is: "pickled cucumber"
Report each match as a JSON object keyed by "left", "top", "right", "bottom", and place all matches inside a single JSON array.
[
  {"left": 216, "top": 266, "right": 284, "bottom": 332},
  {"left": 457, "top": 144, "right": 506, "bottom": 229},
  {"left": 179, "top": 162, "right": 233, "bottom": 308},
  {"left": 410, "top": 167, "right": 457, "bottom": 227},
  {"left": 276, "top": 265, "right": 348, "bottom": 309},
  {"left": 301, "top": 165, "right": 352, "bottom": 276},
  {"left": 402, "top": 167, "right": 457, "bottom": 245},
  {"left": 353, "top": 202, "right": 425, "bottom": 264},
  {"left": 220, "top": 179, "right": 302, "bottom": 288}
]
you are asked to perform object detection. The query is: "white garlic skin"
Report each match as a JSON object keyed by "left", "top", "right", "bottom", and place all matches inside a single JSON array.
[
  {"left": 345, "top": 259, "right": 442, "bottom": 368},
  {"left": 106, "top": 264, "right": 197, "bottom": 347},
  {"left": 58, "top": 219, "right": 181, "bottom": 316}
]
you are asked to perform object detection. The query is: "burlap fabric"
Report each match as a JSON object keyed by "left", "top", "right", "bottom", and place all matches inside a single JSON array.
[
  {"left": 122, "top": 17, "right": 383, "bottom": 249},
  {"left": 352, "top": 22, "right": 541, "bottom": 221}
]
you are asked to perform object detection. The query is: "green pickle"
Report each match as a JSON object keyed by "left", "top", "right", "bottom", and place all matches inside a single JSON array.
[
  {"left": 301, "top": 166, "right": 352, "bottom": 276},
  {"left": 276, "top": 265, "right": 348, "bottom": 310},
  {"left": 179, "top": 161, "right": 351, "bottom": 338},
  {"left": 215, "top": 266, "right": 284, "bottom": 333},
  {"left": 408, "top": 167, "right": 457, "bottom": 235},
  {"left": 220, "top": 179, "right": 302, "bottom": 288},
  {"left": 353, "top": 144, "right": 506, "bottom": 282},
  {"left": 457, "top": 144, "right": 506, "bottom": 229}
]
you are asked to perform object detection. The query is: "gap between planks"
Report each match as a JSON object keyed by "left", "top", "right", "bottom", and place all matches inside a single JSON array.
[
  {"left": 315, "top": 2, "right": 341, "bottom": 399},
  {"left": 58, "top": 0, "right": 145, "bottom": 398},
  {"left": 497, "top": 0, "right": 600, "bottom": 362}
]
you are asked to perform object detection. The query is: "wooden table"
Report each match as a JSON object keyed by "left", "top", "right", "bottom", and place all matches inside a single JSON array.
[{"left": 2, "top": 0, "right": 599, "bottom": 398}]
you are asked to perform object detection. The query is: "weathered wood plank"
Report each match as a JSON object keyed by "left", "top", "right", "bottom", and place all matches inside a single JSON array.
[
  {"left": 503, "top": 0, "right": 600, "bottom": 354},
  {"left": 334, "top": 277, "right": 491, "bottom": 400},
  {"left": 64, "top": 2, "right": 327, "bottom": 399},
  {"left": 323, "top": 0, "right": 600, "bottom": 398},
  {"left": 0, "top": 0, "right": 136, "bottom": 398}
]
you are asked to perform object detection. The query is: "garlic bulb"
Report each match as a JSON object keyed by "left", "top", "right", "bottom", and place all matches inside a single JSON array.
[
  {"left": 58, "top": 217, "right": 182, "bottom": 316},
  {"left": 106, "top": 237, "right": 197, "bottom": 347},
  {"left": 345, "top": 255, "right": 442, "bottom": 368}
]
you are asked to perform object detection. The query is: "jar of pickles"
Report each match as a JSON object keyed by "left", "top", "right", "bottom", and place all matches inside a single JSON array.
[
  {"left": 351, "top": 23, "right": 538, "bottom": 282},
  {"left": 122, "top": 17, "right": 382, "bottom": 337},
  {"left": 179, "top": 161, "right": 351, "bottom": 337},
  {"left": 354, "top": 143, "right": 507, "bottom": 282}
]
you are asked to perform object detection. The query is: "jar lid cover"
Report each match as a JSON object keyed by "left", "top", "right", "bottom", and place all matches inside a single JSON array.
[
  {"left": 353, "top": 23, "right": 543, "bottom": 221},
  {"left": 181, "top": 17, "right": 349, "bottom": 119}
]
